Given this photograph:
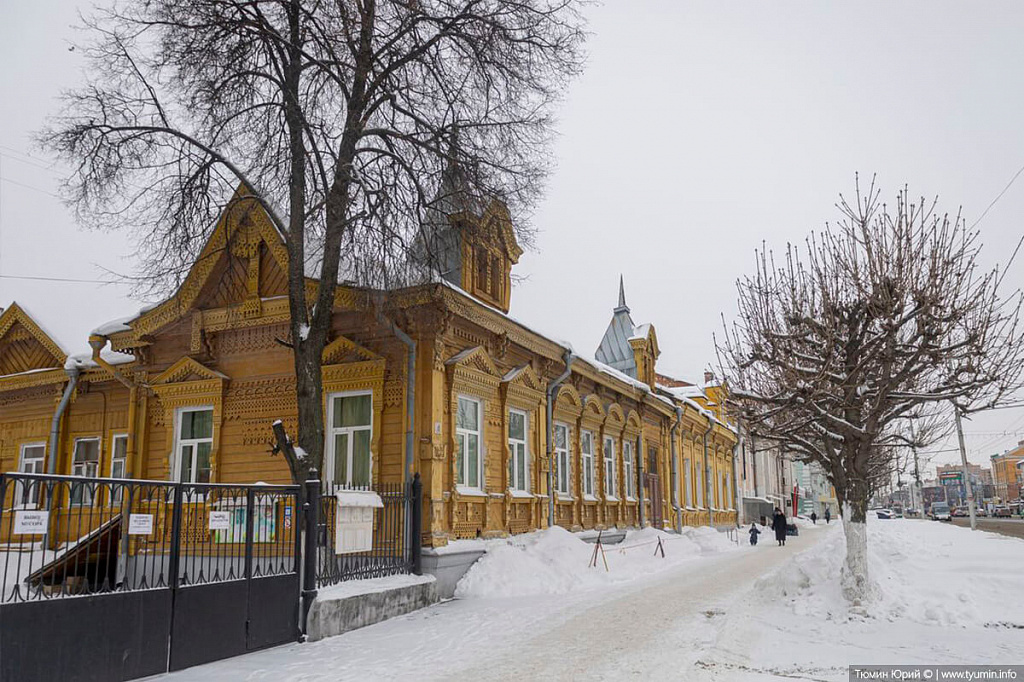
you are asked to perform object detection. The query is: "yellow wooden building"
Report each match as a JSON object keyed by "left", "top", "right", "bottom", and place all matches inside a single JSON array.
[{"left": 0, "top": 195, "right": 738, "bottom": 549}]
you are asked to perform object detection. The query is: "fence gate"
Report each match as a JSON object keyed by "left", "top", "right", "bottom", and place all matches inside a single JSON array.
[{"left": 0, "top": 474, "right": 301, "bottom": 682}]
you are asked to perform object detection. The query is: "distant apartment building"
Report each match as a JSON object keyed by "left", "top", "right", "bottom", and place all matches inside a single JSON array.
[{"left": 991, "top": 442, "right": 1024, "bottom": 502}]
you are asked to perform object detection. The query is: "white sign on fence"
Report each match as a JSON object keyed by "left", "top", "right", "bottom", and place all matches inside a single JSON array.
[
  {"left": 208, "top": 510, "right": 231, "bottom": 531},
  {"left": 13, "top": 510, "right": 49, "bottom": 535},
  {"left": 128, "top": 514, "right": 154, "bottom": 535}
]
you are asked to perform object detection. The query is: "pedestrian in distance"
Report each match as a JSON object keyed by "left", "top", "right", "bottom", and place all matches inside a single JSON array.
[
  {"left": 749, "top": 522, "right": 761, "bottom": 546},
  {"left": 772, "top": 507, "right": 788, "bottom": 546},
  {"left": 824, "top": 507, "right": 831, "bottom": 524},
  {"left": 811, "top": 511, "right": 817, "bottom": 524}
]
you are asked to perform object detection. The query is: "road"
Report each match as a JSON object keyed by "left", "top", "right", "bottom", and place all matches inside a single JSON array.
[
  {"left": 451, "top": 526, "right": 832, "bottom": 681},
  {"left": 156, "top": 525, "right": 832, "bottom": 682},
  {"left": 951, "top": 516, "right": 1024, "bottom": 539}
]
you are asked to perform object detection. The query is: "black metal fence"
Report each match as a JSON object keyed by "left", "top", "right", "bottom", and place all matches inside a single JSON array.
[
  {"left": 0, "top": 472, "right": 300, "bottom": 603},
  {"left": 314, "top": 474, "right": 422, "bottom": 586}
]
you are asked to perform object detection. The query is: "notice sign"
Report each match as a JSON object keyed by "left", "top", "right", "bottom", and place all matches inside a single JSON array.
[
  {"left": 208, "top": 511, "right": 231, "bottom": 531},
  {"left": 128, "top": 514, "right": 154, "bottom": 535},
  {"left": 13, "top": 510, "right": 48, "bottom": 535}
]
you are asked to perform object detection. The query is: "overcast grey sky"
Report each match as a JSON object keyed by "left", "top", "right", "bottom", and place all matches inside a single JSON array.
[{"left": 3, "top": 0, "right": 1024, "bottom": 476}]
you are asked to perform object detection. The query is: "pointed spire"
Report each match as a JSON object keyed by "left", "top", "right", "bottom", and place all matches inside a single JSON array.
[{"left": 615, "top": 274, "right": 630, "bottom": 313}]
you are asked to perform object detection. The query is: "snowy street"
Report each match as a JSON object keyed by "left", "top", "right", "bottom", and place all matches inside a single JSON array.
[{"left": 153, "top": 518, "right": 1024, "bottom": 681}]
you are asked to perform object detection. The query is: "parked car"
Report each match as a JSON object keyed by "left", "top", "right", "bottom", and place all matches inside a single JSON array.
[
  {"left": 876, "top": 509, "right": 894, "bottom": 520},
  {"left": 930, "top": 502, "right": 951, "bottom": 521},
  {"left": 992, "top": 506, "right": 1012, "bottom": 518},
  {"left": 952, "top": 507, "right": 967, "bottom": 518}
]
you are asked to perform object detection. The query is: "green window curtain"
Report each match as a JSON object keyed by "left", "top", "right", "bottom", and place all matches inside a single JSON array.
[
  {"left": 352, "top": 430, "right": 371, "bottom": 486},
  {"left": 196, "top": 442, "right": 212, "bottom": 483},
  {"left": 334, "top": 394, "right": 371, "bottom": 428},
  {"left": 467, "top": 434, "right": 479, "bottom": 487},
  {"left": 334, "top": 432, "right": 349, "bottom": 485},
  {"left": 456, "top": 433, "right": 465, "bottom": 485},
  {"left": 516, "top": 444, "right": 526, "bottom": 491},
  {"left": 179, "top": 444, "right": 194, "bottom": 483},
  {"left": 181, "top": 409, "right": 213, "bottom": 440}
]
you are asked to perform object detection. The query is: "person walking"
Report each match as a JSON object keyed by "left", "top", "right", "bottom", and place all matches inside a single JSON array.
[
  {"left": 810, "top": 511, "right": 817, "bottom": 524},
  {"left": 824, "top": 507, "right": 831, "bottom": 524},
  {"left": 772, "top": 507, "right": 788, "bottom": 546},
  {"left": 749, "top": 522, "right": 761, "bottom": 546}
]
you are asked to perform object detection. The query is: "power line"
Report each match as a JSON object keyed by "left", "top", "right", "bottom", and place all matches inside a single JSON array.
[
  {"left": 0, "top": 149, "right": 62, "bottom": 176},
  {"left": 0, "top": 177, "right": 61, "bottom": 200},
  {"left": 971, "top": 161, "right": 1024, "bottom": 231},
  {"left": 0, "top": 272, "right": 123, "bottom": 282}
]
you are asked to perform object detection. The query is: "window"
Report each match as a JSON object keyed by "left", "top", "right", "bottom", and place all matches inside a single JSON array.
[
  {"left": 706, "top": 464, "right": 713, "bottom": 507},
  {"left": 554, "top": 423, "right": 570, "bottom": 495},
  {"left": 174, "top": 407, "right": 213, "bottom": 483},
  {"left": 476, "top": 249, "right": 489, "bottom": 292},
  {"left": 696, "top": 464, "right": 704, "bottom": 507},
  {"left": 16, "top": 443, "right": 45, "bottom": 508},
  {"left": 508, "top": 409, "right": 528, "bottom": 492},
  {"left": 456, "top": 396, "right": 482, "bottom": 489},
  {"left": 581, "top": 431, "right": 595, "bottom": 497},
  {"left": 683, "top": 458, "right": 692, "bottom": 506},
  {"left": 624, "top": 440, "right": 635, "bottom": 499},
  {"left": 110, "top": 434, "right": 128, "bottom": 505},
  {"left": 327, "top": 392, "right": 373, "bottom": 487},
  {"left": 723, "top": 473, "right": 730, "bottom": 508},
  {"left": 71, "top": 438, "right": 100, "bottom": 505},
  {"left": 603, "top": 436, "right": 616, "bottom": 499}
]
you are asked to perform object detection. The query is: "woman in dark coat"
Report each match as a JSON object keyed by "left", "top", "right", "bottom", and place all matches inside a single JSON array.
[{"left": 772, "top": 507, "right": 787, "bottom": 546}]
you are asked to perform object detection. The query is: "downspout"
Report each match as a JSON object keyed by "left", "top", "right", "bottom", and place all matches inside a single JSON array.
[
  {"left": 546, "top": 349, "right": 574, "bottom": 528},
  {"left": 702, "top": 415, "right": 714, "bottom": 528},
  {"left": 636, "top": 412, "right": 645, "bottom": 528},
  {"left": 48, "top": 365, "right": 79, "bottom": 474},
  {"left": 670, "top": 406, "right": 682, "bottom": 533}
]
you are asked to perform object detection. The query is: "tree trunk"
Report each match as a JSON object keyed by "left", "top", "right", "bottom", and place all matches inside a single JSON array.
[
  {"left": 294, "top": 339, "right": 325, "bottom": 482},
  {"left": 840, "top": 473, "right": 872, "bottom": 605}
]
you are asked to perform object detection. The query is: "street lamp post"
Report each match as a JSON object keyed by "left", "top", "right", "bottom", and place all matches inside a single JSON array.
[{"left": 954, "top": 407, "right": 978, "bottom": 531}]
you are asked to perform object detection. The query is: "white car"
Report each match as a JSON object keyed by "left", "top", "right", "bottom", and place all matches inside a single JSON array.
[{"left": 876, "top": 509, "right": 894, "bottom": 520}]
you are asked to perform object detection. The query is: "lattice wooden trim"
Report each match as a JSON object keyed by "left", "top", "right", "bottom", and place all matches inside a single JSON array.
[{"left": 0, "top": 303, "right": 67, "bottom": 370}]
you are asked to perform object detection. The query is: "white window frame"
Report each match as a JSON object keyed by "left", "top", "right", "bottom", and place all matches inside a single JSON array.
[
  {"left": 554, "top": 422, "right": 571, "bottom": 497},
  {"left": 172, "top": 406, "right": 214, "bottom": 484},
  {"left": 623, "top": 440, "right": 635, "bottom": 500},
  {"left": 15, "top": 442, "right": 46, "bottom": 509},
  {"left": 581, "top": 430, "right": 595, "bottom": 498},
  {"left": 110, "top": 433, "right": 129, "bottom": 506},
  {"left": 603, "top": 436, "right": 617, "bottom": 501},
  {"left": 508, "top": 408, "right": 529, "bottom": 493},
  {"left": 456, "top": 395, "right": 484, "bottom": 491},
  {"left": 325, "top": 390, "right": 374, "bottom": 488},
  {"left": 71, "top": 437, "right": 101, "bottom": 506}
]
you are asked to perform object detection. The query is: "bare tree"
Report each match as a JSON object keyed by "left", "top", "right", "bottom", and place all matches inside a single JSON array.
[
  {"left": 718, "top": 177, "right": 1024, "bottom": 602},
  {"left": 41, "top": 0, "right": 587, "bottom": 482}
]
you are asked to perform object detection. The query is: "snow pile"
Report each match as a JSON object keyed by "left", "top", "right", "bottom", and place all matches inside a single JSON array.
[
  {"left": 753, "top": 519, "right": 1024, "bottom": 629},
  {"left": 454, "top": 525, "right": 739, "bottom": 599}
]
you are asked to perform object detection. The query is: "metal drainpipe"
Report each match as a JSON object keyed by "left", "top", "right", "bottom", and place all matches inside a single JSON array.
[
  {"left": 546, "top": 350, "right": 574, "bottom": 528},
  {"left": 670, "top": 406, "right": 682, "bottom": 533},
  {"left": 48, "top": 365, "right": 80, "bottom": 474},
  {"left": 703, "top": 415, "right": 714, "bottom": 528},
  {"left": 636, "top": 427, "right": 645, "bottom": 527}
]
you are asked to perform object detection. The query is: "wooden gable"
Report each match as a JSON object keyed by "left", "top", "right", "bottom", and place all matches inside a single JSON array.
[
  {"left": 152, "top": 357, "right": 228, "bottom": 386},
  {"left": 0, "top": 303, "right": 66, "bottom": 377},
  {"left": 111, "top": 187, "right": 290, "bottom": 347}
]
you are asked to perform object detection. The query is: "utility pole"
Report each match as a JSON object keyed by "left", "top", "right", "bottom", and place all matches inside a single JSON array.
[
  {"left": 909, "top": 421, "right": 923, "bottom": 516},
  {"left": 953, "top": 406, "right": 978, "bottom": 531}
]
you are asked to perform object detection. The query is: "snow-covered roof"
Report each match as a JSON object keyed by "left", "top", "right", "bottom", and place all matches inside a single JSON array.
[
  {"left": 91, "top": 316, "right": 134, "bottom": 337},
  {"left": 64, "top": 349, "right": 136, "bottom": 371}
]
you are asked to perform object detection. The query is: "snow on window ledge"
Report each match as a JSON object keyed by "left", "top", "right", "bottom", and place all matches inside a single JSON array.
[
  {"left": 557, "top": 494, "right": 574, "bottom": 502},
  {"left": 604, "top": 495, "right": 619, "bottom": 503},
  {"left": 625, "top": 496, "right": 637, "bottom": 503},
  {"left": 685, "top": 506, "right": 696, "bottom": 511},
  {"left": 508, "top": 489, "right": 534, "bottom": 499},
  {"left": 582, "top": 494, "right": 599, "bottom": 503},
  {"left": 456, "top": 486, "right": 487, "bottom": 498}
]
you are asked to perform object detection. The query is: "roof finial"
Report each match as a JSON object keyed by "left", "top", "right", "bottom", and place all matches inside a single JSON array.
[{"left": 616, "top": 274, "right": 629, "bottom": 313}]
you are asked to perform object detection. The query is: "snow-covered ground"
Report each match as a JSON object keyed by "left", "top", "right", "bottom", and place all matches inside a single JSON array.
[{"left": 152, "top": 519, "right": 1024, "bottom": 681}]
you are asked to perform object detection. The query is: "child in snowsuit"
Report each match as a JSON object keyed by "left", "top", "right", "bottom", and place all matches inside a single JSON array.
[{"left": 749, "top": 523, "right": 760, "bottom": 546}]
